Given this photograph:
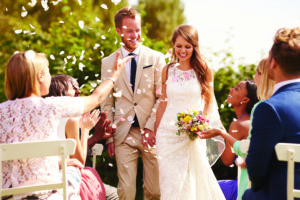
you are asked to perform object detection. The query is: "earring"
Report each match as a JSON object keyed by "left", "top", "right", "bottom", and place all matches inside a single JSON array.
[{"left": 240, "top": 102, "right": 243, "bottom": 105}]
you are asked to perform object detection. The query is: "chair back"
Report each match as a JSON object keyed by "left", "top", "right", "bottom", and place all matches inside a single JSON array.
[
  {"left": 275, "top": 143, "right": 300, "bottom": 200},
  {"left": 91, "top": 144, "right": 104, "bottom": 169},
  {"left": 0, "top": 139, "right": 76, "bottom": 200}
]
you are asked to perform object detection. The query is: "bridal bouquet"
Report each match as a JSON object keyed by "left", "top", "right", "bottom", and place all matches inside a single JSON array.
[{"left": 176, "top": 110, "right": 211, "bottom": 141}]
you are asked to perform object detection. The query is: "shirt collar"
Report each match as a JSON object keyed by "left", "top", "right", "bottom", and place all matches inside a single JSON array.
[
  {"left": 121, "top": 45, "right": 140, "bottom": 57},
  {"left": 273, "top": 78, "right": 300, "bottom": 93}
]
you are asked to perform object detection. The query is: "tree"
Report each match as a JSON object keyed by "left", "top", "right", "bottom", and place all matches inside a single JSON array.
[{"left": 137, "top": 0, "right": 185, "bottom": 42}]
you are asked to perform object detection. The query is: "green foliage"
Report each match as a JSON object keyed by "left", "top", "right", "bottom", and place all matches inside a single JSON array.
[{"left": 138, "top": 0, "right": 185, "bottom": 42}]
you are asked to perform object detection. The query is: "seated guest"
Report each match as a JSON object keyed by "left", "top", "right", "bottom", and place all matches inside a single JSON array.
[
  {"left": 199, "top": 79, "right": 259, "bottom": 200},
  {"left": 47, "top": 74, "right": 117, "bottom": 200},
  {"left": 243, "top": 27, "right": 300, "bottom": 200},
  {"left": 0, "top": 50, "right": 131, "bottom": 199}
]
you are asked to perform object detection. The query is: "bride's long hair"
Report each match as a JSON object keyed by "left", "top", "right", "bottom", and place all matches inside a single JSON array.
[{"left": 170, "top": 25, "right": 212, "bottom": 104}]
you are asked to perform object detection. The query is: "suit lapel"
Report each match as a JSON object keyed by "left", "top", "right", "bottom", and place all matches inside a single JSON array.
[
  {"left": 118, "top": 49, "right": 133, "bottom": 96},
  {"left": 134, "top": 45, "right": 146, "bottom": 94}
]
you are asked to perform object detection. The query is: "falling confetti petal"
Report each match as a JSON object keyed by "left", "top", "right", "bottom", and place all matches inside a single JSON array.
[
  {"left": 79, "top": 63, "right": 85, "bottom": 71},
  {"left": 52, "top": 0, "right": 62, "bottom": 5},
  {"left": 119, "top": 117, "right": 125, "bottom": 122},
  {"left": 228, "top": 103, "right": 232, "bottom": 107},
  {"left": 114, "top": 38, "right": 118, "bottom": 45},
  {"left": 101, "top": 35, "right": 106, "bottom": 39},
  {"left": 67, "top": 55, "right": 72, "bottom": 59},
  {"left": 72, "top": 56, "right": 76, "bottom": 64},
  {"left": 93, "top": 43, "right": 100, "bottom": 49},
  {"left": 21, "top": 7, "right": 27, "bottom": 17},
  {"left": 59, "top": 21, "right": 64, "bottom": 23},
  {"left": 233, "top": 118, "right": 237, "bottom": 121},
  {"left": 91, "top": 83, "right": 97, "bottom": 88},
  {"left": 78, "top": 20, "right": 84, "bottom": 29},
  {"left": 122, "top": 26, "right": 127, "bottom": 29},
  {"left": 101, "top": 4, "right": 108, "bottom": 9},
  {"left": 113, "top": 90, "right": 122, "bottom": 98},
  {"left": 79, "top": 50, "right": 85, "bottom": 60},
  {"left": 101, "top": 51, "right": 104, "bottom": 57},
  {"left": 137, "top": 89, "right": 141, "bottom": 94},
  {"left": 6, "top": 8, "right": 8, "bottom": 12},
  {"left": 140, "top": 129, "right": 144, "bottom": 134},
  {"left": 95, "top": 17, "right": 100, "bottom": 22},
  {"left": 127, "top": 116, "right": 133, "bottom": 122},
  {"left": 232, "top": 130, "right": 238, "bottom": 133},
  {"left": 28, "top": 0, "right": 37, "bottom": 7},
  {"left": 59, "top": 51, "right": 64, "bottom": 55},
  {"left": 145, "top": 133, "right": 149, "bottom": 138},
  {"left": 50, "top": 55, "right": 55, "bottom": 60},
  {"left": 221, "top": 104, "right": 224, "bottom": 109},
  {"left": 41, "top": 0, "right": 49, "bottom": 11},
  {"left": 112, "top": 124, "right": 117, "bottom": 129},
  {"left": 84, "top": 76, "right": 89, "bottom": 80},
  {"left": 127, "top": 137, "right": 132, "bottom": 141},
  {"left": 108, "top": 163, "right": 113, "bottom": 167},
  {"left": 111, "top": 0, "right": 121, "bottom": 5},
  {"left": 64, "top": 58, "right": 67, "bottom": 65},
  {"left": 23, "top": 30, "right": 29, "bottom": 34},
  {"left": 15, "top": 29, "right": 22, "bottom": 34},
  {"left": 77, "top": 0, "right": 82, "bottom": 5}
]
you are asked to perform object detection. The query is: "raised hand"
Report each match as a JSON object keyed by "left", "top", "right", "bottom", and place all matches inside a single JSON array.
[
  {"left": 110, "top": 52, "right": 133, "bottom": 81},
  {"left": 80, "top": 109, "right": 100, "bottom": 131}
]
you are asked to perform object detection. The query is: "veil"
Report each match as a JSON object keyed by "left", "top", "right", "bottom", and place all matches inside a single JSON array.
[{"left": 204, "top": 92, "right": 225, "bottom": 166}]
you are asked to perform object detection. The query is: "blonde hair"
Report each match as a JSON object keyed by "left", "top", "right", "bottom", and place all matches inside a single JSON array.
[
  {"left": 171, "top": 25, "right": 212, "bottom": 104},
  {"left": 256, "top": 58, "right": 275, "bottom": 100},
  {"left": 5, "top": 51, "right": 49, "bottom": 100}
]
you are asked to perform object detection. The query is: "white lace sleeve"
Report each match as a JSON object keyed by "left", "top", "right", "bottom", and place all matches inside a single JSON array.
[{"left": 45, "top": 96, "right": 84, "bottom": 118}]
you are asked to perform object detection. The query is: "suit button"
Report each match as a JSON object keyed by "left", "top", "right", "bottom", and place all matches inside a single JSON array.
[{"left": 134, "top": 103, "right": 137, "bottom": 106}]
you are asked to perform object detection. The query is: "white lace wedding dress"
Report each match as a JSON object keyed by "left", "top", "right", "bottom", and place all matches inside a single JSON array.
[{"left": 156, "top": 64, "right": 225, "bottom": 200}]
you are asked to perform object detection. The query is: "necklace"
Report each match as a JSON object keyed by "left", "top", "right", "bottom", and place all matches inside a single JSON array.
[{"left": 238, "top": 113, "right": 250, "bottom": 120}]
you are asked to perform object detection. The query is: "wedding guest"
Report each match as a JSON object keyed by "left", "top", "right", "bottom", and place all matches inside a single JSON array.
[
  {"left": 0, "top": 50, "right": 131, "bottom": 199},
  {"left": 243, "top": 27, "right": 300, "bottom": 200},
  {"left": 200, "top": 58, "right": 274, "bottom": 200},
  {"left": 47, "top": 74, "right": 119, "bottom": 200},
  {"left": 101, "top": 7, "right": 165, "bottom": 200},
  {"left": 155, "top": 24, "right": 225, "bottom": 199},
  {"left": 200, "top": 79, "right": 259, "bottom": 200}
]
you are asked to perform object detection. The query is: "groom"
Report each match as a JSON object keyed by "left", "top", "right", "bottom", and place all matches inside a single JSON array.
[
  {"left": 243, "top": 27, "right": 300, "bottom": 200},
  {"left": 101, "top": 7, "right": 165, "bottom": 200}
]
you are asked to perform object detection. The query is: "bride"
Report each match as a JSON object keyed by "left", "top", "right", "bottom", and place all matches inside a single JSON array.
[{"left": 155, "top": 25, "right": 225, "bottom": 200}]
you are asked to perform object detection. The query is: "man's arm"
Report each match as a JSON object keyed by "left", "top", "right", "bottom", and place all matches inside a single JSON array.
[
  {"left": 144, "top": 53, "right": 166, "bottom": 132},
  {"left": 246, "top": 102, "right": 283, "bottom": 191}
]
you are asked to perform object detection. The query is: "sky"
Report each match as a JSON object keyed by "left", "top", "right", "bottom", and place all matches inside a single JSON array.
[{"left": 129, "top": 0, "right": 300, "bottom": 69}]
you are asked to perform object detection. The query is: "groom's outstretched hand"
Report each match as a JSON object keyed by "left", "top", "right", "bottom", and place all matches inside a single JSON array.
[{"left": 142, "top": 128, "right": 156, "bottom": 147}]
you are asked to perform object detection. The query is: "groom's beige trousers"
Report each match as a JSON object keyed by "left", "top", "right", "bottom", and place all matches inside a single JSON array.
[{"left": 115, "top": 127, "right": 160, "bottom": 200}]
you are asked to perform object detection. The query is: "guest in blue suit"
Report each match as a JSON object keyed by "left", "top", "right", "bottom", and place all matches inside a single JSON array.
[{"left": 243, "top": 27, "right": 300, "bottom": 200}]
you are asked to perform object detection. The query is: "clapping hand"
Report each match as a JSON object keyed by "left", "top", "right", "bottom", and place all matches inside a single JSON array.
[{"left": 80, "top": 109, "right": 100, "bottom": 131}]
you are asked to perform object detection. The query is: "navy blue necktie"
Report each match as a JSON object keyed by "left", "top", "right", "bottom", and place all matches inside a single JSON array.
[{"left": 128, "top": 53, "right": 136, "bottom": 92}]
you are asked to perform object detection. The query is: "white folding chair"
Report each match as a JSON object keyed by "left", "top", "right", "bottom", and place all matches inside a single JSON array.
[
  {"left": 91, "top": 143, "right": 104, "bottom": 169},
  {"left": 275, "top": 143, "right": 300, "bottom": 200},
  {"left": 0, "top": 139, "right": 76, "bottom": 200}
]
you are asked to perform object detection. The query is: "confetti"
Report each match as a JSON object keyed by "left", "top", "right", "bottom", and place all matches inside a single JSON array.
[
  {"left": 111, "top": 0, "right": 121, "bottom": 5},
  {"left": 15, "top": 29, "right": 22, "bottom": 34},
  {"left": 89, "top": 89, "right": 94, "bottom": 93},
  {"left": 72, "top": 56, "right": 76, "bottom": 64},
  {"left": 113, "top": 90, "right": 122, "bottom": 98},
  {"left": 145, "top": 133, "right": 149, "bottom": 138},
  {"left": 79, "top": 50, "right": 85, "bottom": 60},
  {"left": 95, "top": 17, "right": 100, "bottom": 22},
  {"left": 91, "top": 83, "right": 97, "bottom": 88},
  {"left": 127, "top": 137, "right": 132, "bottom": 141},
  {"left": 59, "top": 51, "right": 64, "bottom": 55},
  {"left": 233, "top": 118, "right": 237, "bottom": 121},
  {"left": 52, "top": 0, "right": 62, "bottom": 5},
  {"left": 28, "top": 0, "right": 37, "bottom": 7},
  {"left": 67, "top": 55, "right": 72, "bottom": 59},
  {"left": 101, "top": 4, "right": 108, "bottom": 9},
  {"left": 156, "top": 67, "right": 160, "bottom": 71},
  {"left": 97, "top": 80, "right": 101, "bottom": 83},
  {"left": 156, "top": 89, "right": 161, "bottom": 95},
  {"left": 120, "top": 34, "right": 124, "bottom": 37},
  {"left": 112, "top": 124, "right": 117, "bottom": 129},
  {"left": 101, "top": 35, "right": 106, "bottom": 40},
  {"left": 119, "top": 117, "right": 125, "bottom": 122},
  {"left": 84, "top": 76, "right": 89, "bottom": 80},
  {"left": 59, "top": 21, "right": 64, "bottom": 23},
  {"left": 23, "top": 30, "right": 29, "bottom": 34},
  {"left": 232, "top": 130, "right": 238, "bottom": 133},
  {"left": 78, "top": 20, "right": 84, "bottom": 29},
  {"left": 140, "top": 129, "right": 145, "bottom": 134},
  {"left": 77, "top": 0, "right": 82, "bottom": 5},
  {"left": 136, "top": 89, "right": 141, "bottom": 94},
  {"left": 21, "top": 7, "right": 27, "bottom": 17},
  {"left": 220, "top": 104, "right": 224, "bottom": 109},
  {"left": 79, "top": 63, "right": 85, "bottom": 71},
  {"left": 108, "top": 163, "right": 113, "bottom": 167},
  {"left": 100, "top": 51, "right": 104, "bottom": 57},
  {"left": 228, "top": 103, "right": 232, "bottom": 107},
  {"left": 95, "top": 74, "right": 99, "bottom": 77},
  {"left": 122, "top": 26, "right": 127, "bottom": 29},
  {"left": 41, "top": 0, "right": 49, "bottom": 11},
  {"left": 93, "top": 43, "right": 100, "bottom": 49},
  {"left": 49, "top": 54, "right": 55, "bottom": 60},
  {"left": 127, "top": 116, "right": 133, "bottom": 122}
]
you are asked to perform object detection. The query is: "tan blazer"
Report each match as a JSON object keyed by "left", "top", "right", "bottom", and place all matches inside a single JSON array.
[{"left": 101, "top": 45, "right": 166, "bottom": 145}]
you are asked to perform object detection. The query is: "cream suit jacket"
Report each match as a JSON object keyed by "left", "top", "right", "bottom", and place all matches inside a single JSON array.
[{"left": 101, "top": 45, "right": 166, "bottom": 145}]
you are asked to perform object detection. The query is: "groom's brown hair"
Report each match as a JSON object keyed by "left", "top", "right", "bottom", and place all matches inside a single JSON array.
[{"left": 114, "top": 7, "right": 140, "bottom": 29}]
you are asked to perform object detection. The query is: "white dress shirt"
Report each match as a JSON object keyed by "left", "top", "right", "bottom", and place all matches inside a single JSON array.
[
  {"left": 273, "top": 78, "right": 300, "bottom": 93},
  {"left": 120, "top": 45, "right": 141, "bottom": 81}
]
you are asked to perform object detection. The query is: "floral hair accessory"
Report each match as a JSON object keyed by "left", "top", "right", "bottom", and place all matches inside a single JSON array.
[{"left": 176, "top": 110, "right": 210, "bottom": 141}]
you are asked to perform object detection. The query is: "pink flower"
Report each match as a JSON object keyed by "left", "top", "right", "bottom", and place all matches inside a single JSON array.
[
  {"left": 172, "top": 76, "right": 178, "bottom": 82},
  {"left": 185, "top": 72, "right": 190, "bottom": 79},
  {"left": 167, "top": 48, "right": 172, "bottom": 54}
]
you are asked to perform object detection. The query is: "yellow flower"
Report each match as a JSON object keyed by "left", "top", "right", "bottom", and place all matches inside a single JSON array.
[{"left": 184, "top": 116, "right": 192, "bottom": 123}]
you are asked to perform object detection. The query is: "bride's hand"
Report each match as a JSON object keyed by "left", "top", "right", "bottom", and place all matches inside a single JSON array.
[
  {"left": 198, "top": 128, "right": 222, "bottom": 139},
  {"left": 110, "top": 52, "right": 133, "bottom": 81}
]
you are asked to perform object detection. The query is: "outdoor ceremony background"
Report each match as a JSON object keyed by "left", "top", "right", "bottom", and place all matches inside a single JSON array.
[{"left": 0, "top": 0, "right": 283, "bottom": 199}]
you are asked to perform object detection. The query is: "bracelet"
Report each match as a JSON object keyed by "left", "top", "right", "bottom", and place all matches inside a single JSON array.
[{"left": 105, "top": 77, "right": 116, "bottom": 84}]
